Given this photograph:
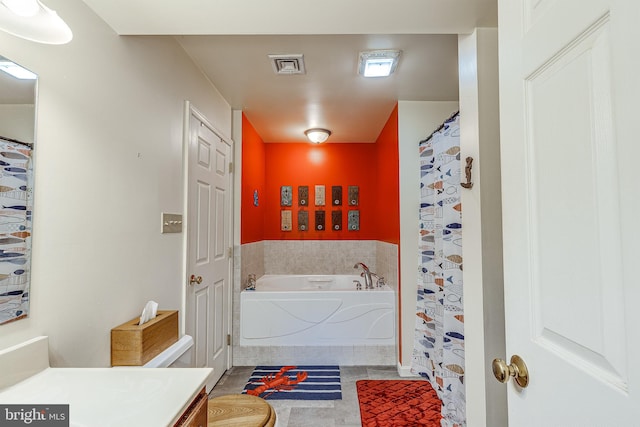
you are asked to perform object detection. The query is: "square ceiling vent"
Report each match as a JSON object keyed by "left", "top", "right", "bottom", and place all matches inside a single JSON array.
[{"left": 268, "top": 54, "right": 306, "bottom": 75}]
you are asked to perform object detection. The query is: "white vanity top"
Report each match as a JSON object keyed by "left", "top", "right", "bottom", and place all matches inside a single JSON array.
[
  {"left": 0, "top": 367, "right": 211, "bottom": 426},
  {"left": 0, "top": 337, "right": 212, "bottom": 427}
]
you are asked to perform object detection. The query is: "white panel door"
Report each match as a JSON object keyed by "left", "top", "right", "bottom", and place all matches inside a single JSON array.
[
  {"left": 185, "top": 104, "right": 231, "bottom": 391},
  {"left": 498, "top": 0, "right": 640, "bottom": 424}
]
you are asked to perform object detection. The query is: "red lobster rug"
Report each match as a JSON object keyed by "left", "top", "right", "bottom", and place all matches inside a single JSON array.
[
  {"left": 242, "top": 365, "right": 342, "bottom": 400},
  {"left": 357, "top": 380, "right": 442, "bottom": 426}
]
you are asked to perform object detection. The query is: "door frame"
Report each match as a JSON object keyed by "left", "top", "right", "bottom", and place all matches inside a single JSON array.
[
  {"left": 181, "top": 100, "right": 234, "bottom": 370},
  {"left": 457, "top": 29, "right": 507, "bottom": 426}
]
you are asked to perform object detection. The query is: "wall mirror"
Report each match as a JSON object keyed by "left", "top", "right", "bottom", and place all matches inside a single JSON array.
[{"left": 0, "top": 55, "right": 36, "bottom": 325}]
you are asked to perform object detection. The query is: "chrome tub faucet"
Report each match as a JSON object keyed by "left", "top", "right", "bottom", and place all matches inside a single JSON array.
[
  {"left": 370, "top": 272, "right": 386, "bottom": 288},
  {"left": 354, "top": 262, "right": 373, "bottom": 289}
]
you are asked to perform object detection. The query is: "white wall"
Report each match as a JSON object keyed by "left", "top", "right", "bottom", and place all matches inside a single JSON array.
[
  {"left": 397, "top": 101, "right": 459, "bottom": 374},
  {"left": 0, "top": 104, "right": 35, "bottom": 143},
  {"left": 459, "top": 28, "right": 506, "bottom": 427},
  {"left": 0, "top": 0, "right": 231, "bottom": 367}
]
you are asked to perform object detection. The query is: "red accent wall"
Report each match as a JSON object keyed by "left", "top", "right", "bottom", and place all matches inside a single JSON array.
[
  {"left": 240, "top": 107, "right": 400, "bottom": 243},
  {"left": 375, "top": 104, "right": 400, "bottom": 244},
  {"left": 241, "top": 115, "right": 266, "bottom": 243},
  {"left": 264, "top": 143, "right": 378, "bottom": 240}
]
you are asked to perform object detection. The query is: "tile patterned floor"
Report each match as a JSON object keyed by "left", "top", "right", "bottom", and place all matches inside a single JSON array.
[{"left": 209, "top": 365, "right": 405, "bottom": 427}]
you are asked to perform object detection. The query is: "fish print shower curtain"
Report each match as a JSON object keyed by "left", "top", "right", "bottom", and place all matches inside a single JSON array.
[
  {"left": 0, "top": 137, "right": 33, "bottom": 325},
  {"left": 412, "top": 112, "right": 465, "bottom": 427}
]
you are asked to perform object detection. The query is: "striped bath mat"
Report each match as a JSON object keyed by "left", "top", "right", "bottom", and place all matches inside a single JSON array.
[{"left": 242, "top": 365, "right": 342, "bottom": 400}]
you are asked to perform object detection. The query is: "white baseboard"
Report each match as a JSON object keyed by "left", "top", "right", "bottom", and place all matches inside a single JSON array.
[{"left": 397, "top": 361, "right": 419, "bottom": 377}]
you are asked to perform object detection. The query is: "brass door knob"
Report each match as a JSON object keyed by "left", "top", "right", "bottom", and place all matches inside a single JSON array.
[
  {"left": 492, "top": 355, "right": 529, "bottom": 388},
  {"left": 189, "top": 274, "right": 203, "bottom": 285}
]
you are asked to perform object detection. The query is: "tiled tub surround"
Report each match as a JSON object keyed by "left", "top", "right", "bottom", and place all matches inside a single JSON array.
[
  {"left": 234, "top": 240, "right": 398, "bottom": 366},
  {"left": 239, "top": 241, "right": 265, "bottom": 281},
  {"left": 263, "top": 240, "right": 377, "bottom": 276}
]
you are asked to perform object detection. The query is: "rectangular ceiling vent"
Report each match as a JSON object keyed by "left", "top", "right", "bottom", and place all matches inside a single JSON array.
[{"left": 268, "top": 54, "right": 306, "bottom": 75}]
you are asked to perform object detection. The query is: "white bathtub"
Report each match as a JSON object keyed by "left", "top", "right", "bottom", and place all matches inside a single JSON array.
[{"left": 240, "top": 274, "right": 395, "bottom": 346}]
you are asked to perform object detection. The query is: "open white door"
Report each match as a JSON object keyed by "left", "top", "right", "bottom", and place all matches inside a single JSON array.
[
  {"left": 184, "top": 103, "right": 232, "bottom": 391},
  {"left": 498, "top": 0, "right": 640, "bottom": 424}
]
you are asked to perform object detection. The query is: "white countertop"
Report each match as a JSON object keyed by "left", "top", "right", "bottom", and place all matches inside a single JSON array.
[{"left": 0, "top": 367, "right": 212, "bottom": 427}]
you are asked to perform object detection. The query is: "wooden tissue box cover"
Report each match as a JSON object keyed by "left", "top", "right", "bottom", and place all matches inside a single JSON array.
[{"left": 111, "top": 310, "right": 178, "bottom": 366}]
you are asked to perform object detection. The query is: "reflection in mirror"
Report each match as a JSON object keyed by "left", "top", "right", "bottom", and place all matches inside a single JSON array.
[
  {"left": 0, "top": 56, "right": 36, "bottom": 144},
  {"left": 0, "top": 55, "right": 35, "bottom": 325}
]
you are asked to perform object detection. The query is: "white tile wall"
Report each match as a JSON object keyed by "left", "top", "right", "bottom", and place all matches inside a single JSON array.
[{"left": 233, "top": 240, "right": 399, "bottom": 366}]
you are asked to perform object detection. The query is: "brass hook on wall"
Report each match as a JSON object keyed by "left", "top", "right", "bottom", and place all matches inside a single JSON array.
[{"left": 461, "top": 156, "right": 474, "bottom": 189}]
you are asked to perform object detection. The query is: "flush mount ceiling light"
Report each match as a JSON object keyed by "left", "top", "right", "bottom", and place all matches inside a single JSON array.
[
  {"left": 0, "top": 0, "right": 73, "bottom": 44},
  {"left": 304, "top": 128, "right": 331, "bottom": 144},
  {"left": 358, "top": 49, "right": 401, "bottom": 77}
]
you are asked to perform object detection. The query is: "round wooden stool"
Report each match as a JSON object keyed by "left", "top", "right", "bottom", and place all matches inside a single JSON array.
[{"left": 208, "top": 394, "right": 276, "bottom": 427}]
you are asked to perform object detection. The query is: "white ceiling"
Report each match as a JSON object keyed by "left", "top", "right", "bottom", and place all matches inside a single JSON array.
[
  {"left": 84, "top": 1, "right": 497, "bottom": 142},
  {"left": 176, "top": 34, "right": 459, "bottom": 142}
]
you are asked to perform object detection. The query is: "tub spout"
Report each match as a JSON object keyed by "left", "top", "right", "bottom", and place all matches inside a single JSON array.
[{"left": 354, "top": 262, "right": 373, "bottom": 289}]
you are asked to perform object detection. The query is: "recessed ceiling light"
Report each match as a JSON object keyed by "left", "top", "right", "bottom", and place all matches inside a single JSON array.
[
  {"left": 358, "top": 49, "right": 401, "bottom": 78},
  {"left": 0, "top": 60, "right": 36, "bottom": 79}
]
